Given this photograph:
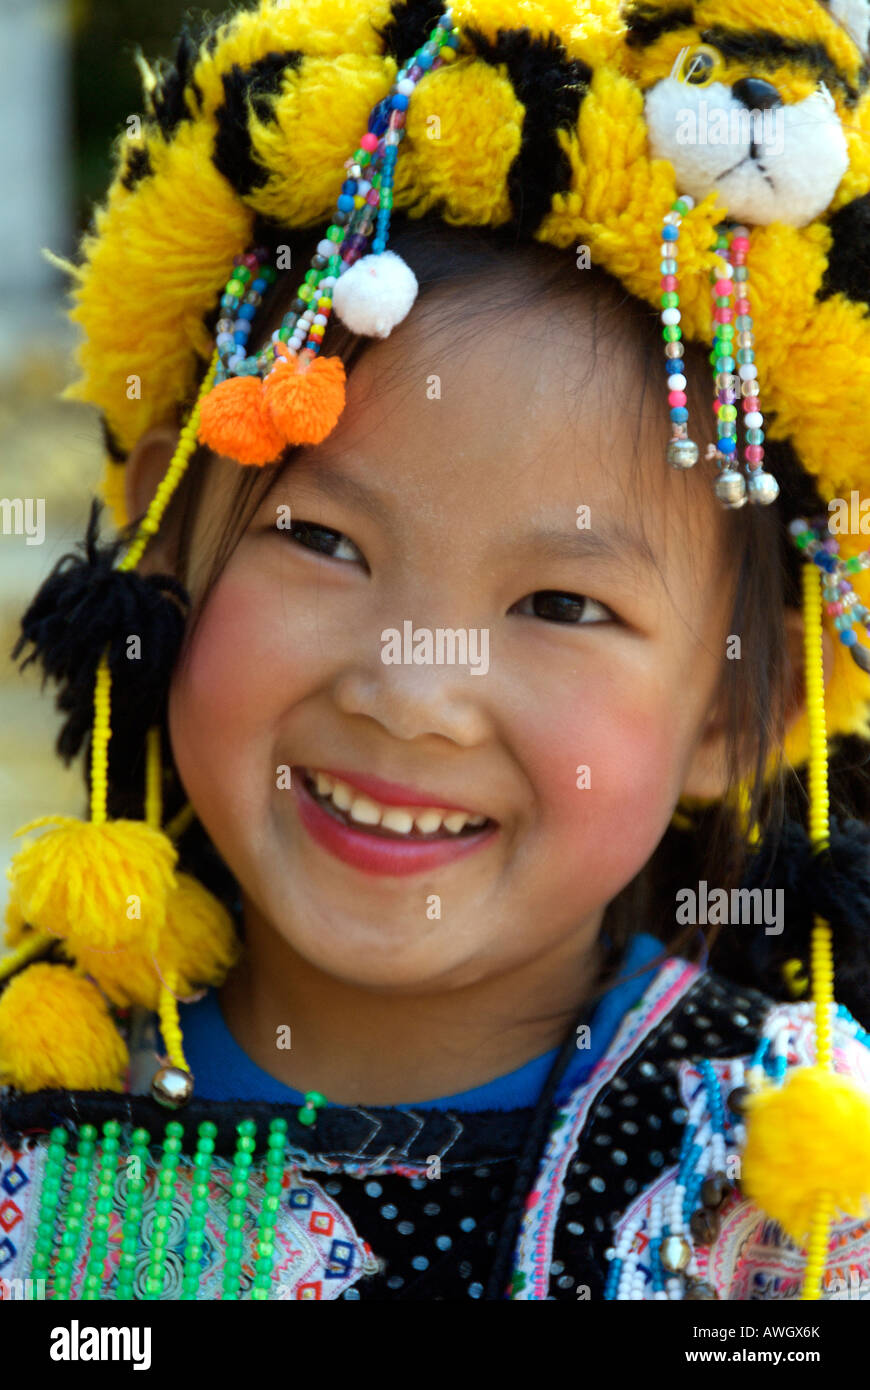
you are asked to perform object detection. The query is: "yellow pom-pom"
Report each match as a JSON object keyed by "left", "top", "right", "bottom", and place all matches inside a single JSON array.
[
  {"left": 263, "top": 346, "right": 346, "bottom": 446},
  {"left": 742, "top": 1066, "right": 870, "bottom": 1243},
  {"left": 74, "top": 872, "right": 240, "bottom": 1010},
  {"left": 7, "top": 817, "right": 177, "bottom": 955},
  {"left": 157, "top": 872, "right": 240, "bottom": 993},
  {"left": 0, "top": 963, "right": 128, "bottom": 1091}
]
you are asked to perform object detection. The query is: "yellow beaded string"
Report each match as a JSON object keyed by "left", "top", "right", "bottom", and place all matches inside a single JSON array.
[
  {"left": 800, "top": 559, "right": 835, "bottom": 1301},
  {"left": 143, "top": 717, "right": 190, "bottom": 1073},
  {"left": 90, "top": 653, "right": 112, "bottom": 825},
  {"left": 144, "top": 727, "right": 163, "bottom": 829},
  {"left": 116, "top": 349, "right": 219, "bottom": 574},
  {"left": 0, "top": 932, "right": 55, "bottom": 983},
  {"left": 164, "top": 801, "right": 195, "bottom": 842},
  {"left": 86, "top": 352, "right": 220, "bottom": 826},
  {"left": 158, "top": 971, "right": 189, "bottom": 1072}
]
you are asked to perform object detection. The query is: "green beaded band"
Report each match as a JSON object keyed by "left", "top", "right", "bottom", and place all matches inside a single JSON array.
[
  {"left": 30, "top": 1126, "right": 69, "bottom": 1289},
  {"left": 250, "top": 1117, "right": 288, "bottom": 1300},
  {"left": 181, "top": 1120, "right": 218, "bottom": 1300},
  {"left": 81, "top": 1119, "right": 121, "bottom": 1299},
  {"left": 115, "top": 1126, "right": 151, "bottom": 1301},
  {"left": 222, "top": 1119, "right": 257, "bottom": 1300},
  {"left": 143, "top": 1121, "right": 184, "bottom": 1300},
  {"left": 51, "top": 1123, "right": 98, "bottom": 1299}
]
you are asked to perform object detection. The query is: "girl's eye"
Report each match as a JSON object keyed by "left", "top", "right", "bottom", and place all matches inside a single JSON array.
[
  {"left": 283, "top": 519, "right": 364, "bottom": 564},
  {"left": 510, "top": 590, "right": 615, "bottom": 626}
]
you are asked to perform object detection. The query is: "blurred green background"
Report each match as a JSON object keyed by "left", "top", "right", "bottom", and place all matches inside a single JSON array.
[{"left": 1, "top": 0, "right": 202, "bottom": 933}]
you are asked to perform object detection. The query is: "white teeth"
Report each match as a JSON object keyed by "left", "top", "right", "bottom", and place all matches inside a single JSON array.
[
  {"left": 304, "top": 769, "right": 488, "bottom": 837},
  {"left": 347, "top": 796, "right": 382, "bottom": 826}
]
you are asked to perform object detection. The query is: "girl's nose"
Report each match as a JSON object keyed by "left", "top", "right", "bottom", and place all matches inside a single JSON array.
[
  {"left": 330, "top": 650, "right": 493, "bottom": 748},
  {"left": 731, "top": 77, "right": 782, "bottom": 110}
]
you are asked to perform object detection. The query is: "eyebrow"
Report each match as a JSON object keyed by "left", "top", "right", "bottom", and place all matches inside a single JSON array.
[{"left": 279, "top": 461, "right": 661, "bottom": 581}]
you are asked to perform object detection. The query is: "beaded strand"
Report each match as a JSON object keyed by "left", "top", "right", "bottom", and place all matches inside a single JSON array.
[
  {"left": 143, "top": 1121, "right": 184, "bottom": 1299},
  {"left": 115, "top": 1127, "right": 151, "bottom": 1300},
  {"left": 250, "top": 1117, "right": 289, "bottom": 1299},
  {"left": 729, "top": 225, "right": 776, "bottom": 503},
  {"left": 222, "top": 1119, "right": 258, "bottom": 1299},
  {"left": 789, "top": 515, "right": 870, "bottom": 672},
  {"left": 661, "top": 194, "right": 699, "bottom": 472},
  {"left": 81, "top": 1119, "right": 121, "bottom": 1298},
  {"left": 51, "top": 1122, "right": 98, "bottom": 1299},
  {"left": 211, "top": 11, "right": 460, "bottom": 392},
  {"left": 181, "top": 1120, "right": 218, "bottom": 1299},
  {"left": 30, "top": 1125, "right": 69, "bottom": 1291}
]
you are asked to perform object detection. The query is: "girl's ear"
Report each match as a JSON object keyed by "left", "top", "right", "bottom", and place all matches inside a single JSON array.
[
  {"left": 123, "top": 424, "right": 183, "bottom": 577},
  {"left": 679, "top": 606, "right": 835, "bottom": 803}
]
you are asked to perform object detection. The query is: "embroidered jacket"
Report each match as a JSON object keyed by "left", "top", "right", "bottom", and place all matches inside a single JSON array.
[{"left": 1, "top": 954, "right": 868, "bottom": 1300}]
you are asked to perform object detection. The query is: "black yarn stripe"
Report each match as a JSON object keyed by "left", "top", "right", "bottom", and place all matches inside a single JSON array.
[
  {"left": 212, "top": 50, "right": 305, "bottom": 197},
  {"left": 700, "top": 25, "right": 868, "bottom": 106},
  {"left": 120, "top": 145, "right": 153, "bottom": 193},
  {"left": 372, "top": 0, "right": 448, "bottom": 61},
  {"left": 818, "top": 191, "right": 870, "bottom": 305},
  {"left": 623, "top": 3, "right": 696, "bottom": 50},
  {"left": 457, "top": 25, "right": 592, "bottom": 240},
  {"left": 100, "top": 416, "right": 127, "bottom": 463},
  {"left": 483, "top": 997, "right": 595, "bottom": 1300}
]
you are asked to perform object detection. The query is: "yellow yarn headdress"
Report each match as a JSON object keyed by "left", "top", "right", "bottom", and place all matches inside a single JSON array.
[{"left": 3, "top": 0, "right": 870, "bottom": 1299}]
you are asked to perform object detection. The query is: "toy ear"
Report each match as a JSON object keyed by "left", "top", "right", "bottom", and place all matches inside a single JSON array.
[{"left": 821, "top": 0, "right": 870, "bottom": 58}]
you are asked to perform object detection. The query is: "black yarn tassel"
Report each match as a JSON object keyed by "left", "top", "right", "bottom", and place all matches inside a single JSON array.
[
  {"left": 11, "top": 499, "right": 189, "bottom": 762},
  {"left": 713, "top": 816, "right": 870, "bottom": 1027}
]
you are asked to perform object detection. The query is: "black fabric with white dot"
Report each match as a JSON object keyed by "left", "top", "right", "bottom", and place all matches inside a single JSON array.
[{"left": 548, "top": 972, "right": 772, "bottom": 1298}]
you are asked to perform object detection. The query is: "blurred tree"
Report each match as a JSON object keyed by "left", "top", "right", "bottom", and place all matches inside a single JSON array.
[{"left": 71, "top": 0, "right": 204, "bottom": 231}]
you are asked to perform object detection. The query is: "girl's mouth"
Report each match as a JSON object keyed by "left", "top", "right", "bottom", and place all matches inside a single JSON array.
[{"left": 290, "top": 766, "right": 499, "bottom": 877}]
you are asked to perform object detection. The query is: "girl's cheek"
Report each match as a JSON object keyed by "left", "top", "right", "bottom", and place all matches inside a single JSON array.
[{"left": 528, "top": 680, "right": 689, "bottom": 889}]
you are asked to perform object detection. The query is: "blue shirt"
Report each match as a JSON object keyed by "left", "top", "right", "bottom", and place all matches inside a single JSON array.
[{"left": 173, "top": 932, "right": 666, "bottom": 1109}]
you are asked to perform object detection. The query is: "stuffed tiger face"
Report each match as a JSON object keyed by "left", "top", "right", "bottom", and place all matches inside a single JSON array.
[{"left": 621, "top": 0, "right": 870, "bottom": 224}]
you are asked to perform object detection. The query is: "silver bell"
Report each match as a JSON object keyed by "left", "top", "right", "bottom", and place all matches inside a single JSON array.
[
  {"left": 746, "top": 470, "right": 779, "bottom": 505},
  {"left": 151, "top": 1065, "right": 194, "bottom": 1109},
  {"left": 667, "top": 438, "right": 699, "bottom": 470},
  {"left": 714, "top": 469, "right": 747, "bottom": 509}
]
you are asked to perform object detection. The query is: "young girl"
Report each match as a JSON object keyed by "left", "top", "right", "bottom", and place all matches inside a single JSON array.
[{"left": 2, "top": 0, "right": 870, "bottom": 1303}]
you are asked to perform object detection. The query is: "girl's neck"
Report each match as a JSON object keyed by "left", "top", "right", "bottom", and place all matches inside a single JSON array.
[{"left": 218, "top": 903, "right": 607, "bottom": 1107}]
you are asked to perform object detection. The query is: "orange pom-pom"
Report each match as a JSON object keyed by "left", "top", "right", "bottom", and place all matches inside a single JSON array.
[
  {"left": 263, "top": 348, "right": 346, "bottom": 446},
  {"left": 197, "top": 375, "right": 284, "bottom": 466}
]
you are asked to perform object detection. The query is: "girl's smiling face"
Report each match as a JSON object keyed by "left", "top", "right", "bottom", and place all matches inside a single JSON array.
[{"left": 166, "top": 277, "right": 738, "bottom": 993}]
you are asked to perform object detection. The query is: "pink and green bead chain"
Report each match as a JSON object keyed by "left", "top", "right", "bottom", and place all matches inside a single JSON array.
[
  {"left": 661, "top": 194, "right": 700, "bottom": 473},
  {"left": 709, "top": 223, "right": 778, "bottom": 508}
]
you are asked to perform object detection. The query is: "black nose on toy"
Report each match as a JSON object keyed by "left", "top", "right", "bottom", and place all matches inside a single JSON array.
[{"left": 731, "top": 77, "right": 783, "bottom": 110}]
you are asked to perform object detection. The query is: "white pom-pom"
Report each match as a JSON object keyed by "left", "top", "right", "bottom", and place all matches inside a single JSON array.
[{"left": 331, "top": 251, "right": 418, "bottom": 338}]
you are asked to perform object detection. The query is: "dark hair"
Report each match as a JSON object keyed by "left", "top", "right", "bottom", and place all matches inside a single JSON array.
[{"left": 114, "top": 211, "right": 870, "bottom": 1015}]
